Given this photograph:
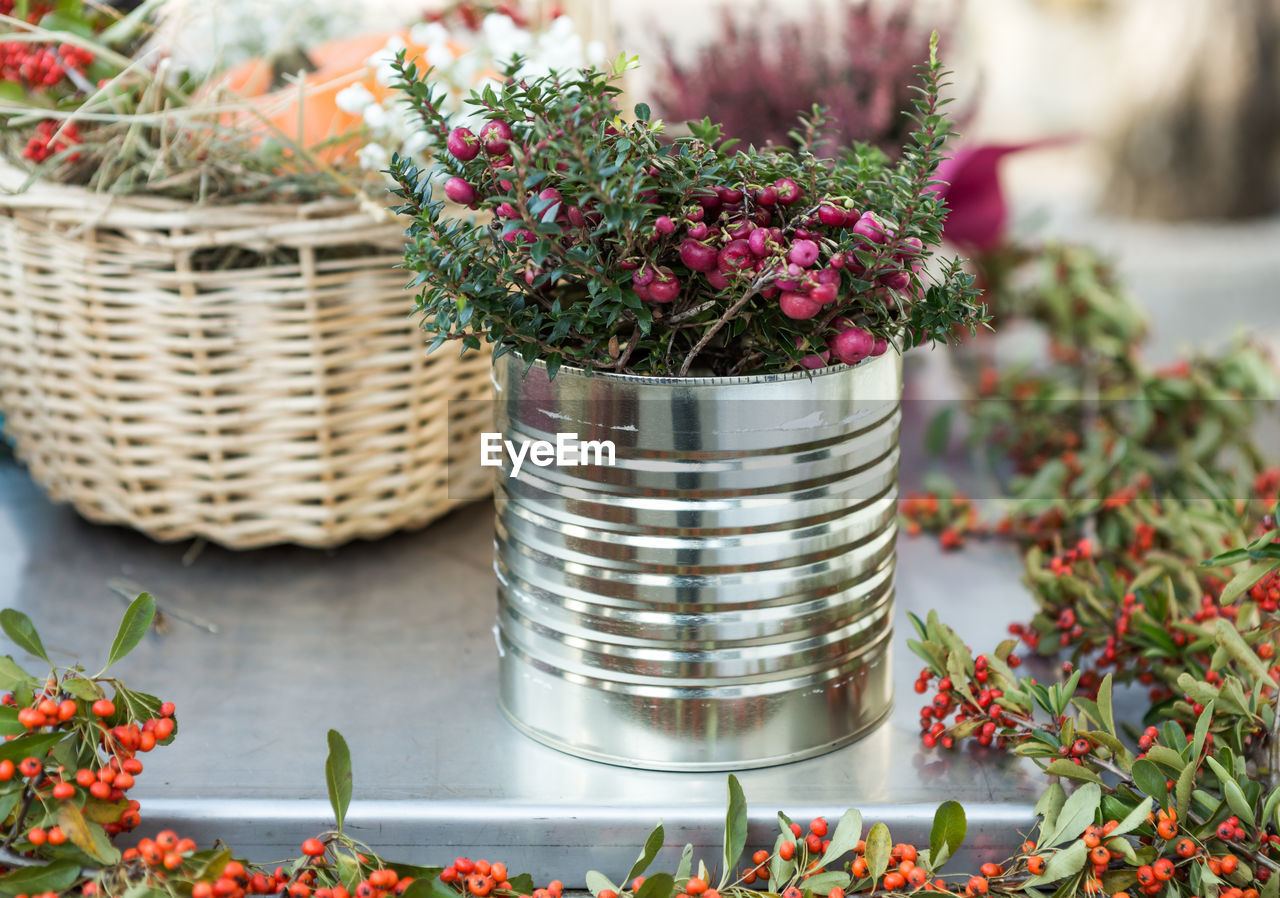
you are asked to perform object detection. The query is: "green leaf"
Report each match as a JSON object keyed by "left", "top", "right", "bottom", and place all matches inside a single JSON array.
[
  {"left": 1109, "top": 796, "right": 1154, "bottom": 838},
  {"left": 58, "top": 802, "right": 120, "bottom": 864},
  {"left": 1219, "top": 561, "right": 1275, "bottom": 604},
  {"left": 1044, "top": 782, "right": 1100, "bottom": 847},
  {"left": 721, "top": 775, "right": 747, "bottom": 888},
  {"left": 928, "top": 800, "right": 966, "bottom": 870},
  {"left": 634, "top": 103, "right": 651, "bottom": 122},
  {"left": 802, "top": 872, "right": 851, "bottom": 893},
  {"left": 1036, "top": 782, "right": 1067, "bottom": 835},
  {"left": 1175, "top": 762, "right": 1195, "bottom": 826},
  {"left": 1044, "top": 759, "right": 1104, "bottom": 785},
  {"left": 104, "top": 593, "right": 155, "bottom": 670},
  {"left": 0, "top": 657, "right": 34, "bottom": 692},
  {"left": 1130, "top": 759, "right": 1168, "bottom": 803},
  {"left": 817, "top": 809, "right": 862, "bottom": 870},
  {"left": 1191, "top": 700, "right": 1214, "bottom": 760},
  {"left": 325, "top": 730, "right": 353, "bottom": 832},
  {"left": 635, "top": 872, "right": 672, "bottom": 898},
  {"left": 0, "top": 859, "right": 81, "bottom": 896},
  {"left": 1096, "top": 674, "right": 1117, "bottom": 737},
  {"left": 61, "top": 677, "right": 102, "bottom": 702},
  {"left": 1145, "top": 746, "right": 1187, "bottom": 771},
  {"left": 675, "top": 844, "right": 693, "bottom": 883},
  {"left": 0, "top": 731, "right": 64, "bottom": 766},
  {"left": 1204, "top": 757, "right": 1254, "bottom": 822},
  {"left": 1215, "top": 618, "right": 1278, "bottom": 689},
  {"left": 865, "top": 822, "right": 891, "bottom": 883},
  {"left": 585, "top": 871, "right": 617, "bottom": 897},
  {"left": 1024, "top": 840, "right": 1089, "bottom": 887},
  {"left": 0, "top": 610, "right": 49, "bottom": 664},
  {"left": 626, "top": 822, "right": 664, "bottom": 887}
]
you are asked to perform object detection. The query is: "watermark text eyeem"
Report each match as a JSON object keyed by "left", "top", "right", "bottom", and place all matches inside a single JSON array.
[{"left": 480, "top": 433, "right": 616, "bottom": 479}]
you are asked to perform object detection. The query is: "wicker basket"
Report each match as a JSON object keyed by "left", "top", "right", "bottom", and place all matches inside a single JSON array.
[{"left": 0, "top": 166, "right": 494, "bottom": 549}]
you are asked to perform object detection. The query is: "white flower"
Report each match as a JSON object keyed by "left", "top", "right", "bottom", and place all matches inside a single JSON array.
[
  {"left": 368, "top": 34, "right": 409, "bottom": 87},
  {"left": 586, "top": 40, "right": 607, "bottom": 66},
  {"left": 363, "top": 101, "right": 391, "bottom": 131},
  {"left": 335, "top": 82, "right": 375, "bottom": 114},
  {"left": 401, "top": 129, "right": 432, "bottom": 157},
  {"left": 409, "top": 22, "right": 451, "bottom": 49},
  {"left": 357, "top": 142, "right": 390, "bottom": 171},
  {"left": 425, "top": 42, "right": 456, "bottom": 69}
]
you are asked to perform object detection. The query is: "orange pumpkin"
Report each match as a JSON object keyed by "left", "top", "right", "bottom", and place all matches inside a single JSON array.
[{"left": 215, "top": 30, "right": 478, "bottom": 167}]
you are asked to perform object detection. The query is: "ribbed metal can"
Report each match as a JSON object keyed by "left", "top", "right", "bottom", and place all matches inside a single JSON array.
[{"left": 491, "top": 349, "right": 902, "bottom": 770}]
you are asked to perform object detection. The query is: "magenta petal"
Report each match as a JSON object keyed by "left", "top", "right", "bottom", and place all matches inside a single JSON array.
[{"left": 934, "top": 138, "right": 1070, "bottom": 253}]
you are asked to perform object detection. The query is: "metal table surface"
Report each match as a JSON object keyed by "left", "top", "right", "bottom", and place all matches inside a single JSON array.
[{"left": 0, "top": 425, "right": 1043, "bottom": 880}]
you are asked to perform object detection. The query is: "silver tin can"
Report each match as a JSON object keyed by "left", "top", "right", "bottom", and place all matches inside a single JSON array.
[{"left": 491, "top": 350, "right": 902, "bottom": 770}]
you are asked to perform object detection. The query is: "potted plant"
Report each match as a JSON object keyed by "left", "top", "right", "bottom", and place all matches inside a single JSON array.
[{"left": 390, "top": 39, "right": 986, "bottom": 769}]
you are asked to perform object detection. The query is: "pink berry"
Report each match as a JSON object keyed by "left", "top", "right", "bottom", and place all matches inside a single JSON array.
[
  {"left": 780, "top": 292, "right": 821, "bottom": 320},
  {"left": 852, "top": 212, "right": 887, "bottom": 244},
  {"left": 809, "top": 282, "right": 837, "bottom": 304},
  {"left": 716, "top": 186, "right": 745, "bottom": 204},
  {"left": 897, "top": 236, "right": 924, "bottom": 257},
  {"left": 871, "top": 338, "right": 889, "bottom": 356},
  {"left": 794, "top": 337, "right": 831, "bottom": 370},
  {"left": 632, "top": 265, "right": 657, "bottom": 287},
  {"left": 686, "top": 222, "right": 710, "bottom": 240},
  {"left": 503, "top": 228, "right": 536, "bottom": 245},
  {"left": 447, "top": 127, "right": 480, "bottom": 161},
  {"left": 774, "top": 178, "right": 803, "bottom": 205},
  {"left": 680, "top": 239, "right": 720, "bottom": 273},
  {"left": 705, "top": 270, "right": 731, "bottom": 290},
  {"left": 647, "top": 269, "right": 680, "bottom": 303},
  {"left": 654, "top": 215, "right": 676, "bottom": 235},
  {"left": 718, "top": 239, "right": 754, "bottom": 274},
  {"left": 879, "top": 270, "right": 911, "bottom": 291},
  {"left": 818, "top": 204, "right": 848, "bottom": 227},
  {"left": 830, "top": 252, "right": 847, "bottom": 269},
  {"left": 495, "top": 202, "right": 517, "bottom": 218},
  {"left": 567, "top": 206, "right": 587, "bottom": 228},
  {"left": 480, "top": 120, "right": 513, "bottom": 155},
  {"left": 789, "top": 239, "right": 820, "bottom": 268},
  {"left": 444, "top": 177, "right": 477, "bottom": 205},
  {"left": 748, "top": 228, "right": 774, "bottom": 258},
  {"left": 830, "top": 326, "right": 875, "bottom": 365},
  {"left": 754, "top": 186, "right": 779, "bottom": 206}
]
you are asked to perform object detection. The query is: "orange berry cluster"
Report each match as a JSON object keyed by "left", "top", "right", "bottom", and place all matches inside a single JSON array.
[
  {"left": 900, "top": 492, "right": 978, "bottom": 550},
  {"left": 441, "top": 857, "right": 552, "bottom": 898},
  {"left": 121, "top": 829, "right": 198, "bottom": 872}
]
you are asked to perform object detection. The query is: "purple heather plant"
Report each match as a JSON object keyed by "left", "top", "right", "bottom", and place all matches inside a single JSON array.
[{"left": 651, "top": 1, "right": 945, "bottom": 157}]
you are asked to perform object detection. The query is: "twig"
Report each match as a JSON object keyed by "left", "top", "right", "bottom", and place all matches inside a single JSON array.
[{"left": 677, "top": 282, "right": 763, "bottom": 376}]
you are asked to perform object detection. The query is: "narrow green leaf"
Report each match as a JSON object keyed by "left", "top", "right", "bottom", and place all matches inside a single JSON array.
[
  {"left": 1145, "top": 746, "right": 1187, "bottom": 771},
  {"left": 1215, "top": 618, "right": 1278, "bottom": 688},
  {"left": 817, "top": 809, "right": 862, "bottom": 870},
  {"left": 325, "top": 730, "right": 353, "bottom": 832},
  {"left": 675, "top": 845, "right": 693, "bottom": 883},
  {"left": 1045, "top": 782, "right": 1101, "bottom": 847},
  {"left": 1130, "top": 759, "right": 1168, "bottom": 804},
  {"left": 0, "top": 657, "right": 34, "bottom": 692},
  {"left": 721, "top": 775, "right": 747, "bottom": 889},
  {"left": 802, "top": 872, "right": 851, "bottom": 893},
  {"left": 1045, "top": 759, "right": 1104, "bottom": 785},
  {"left": 1191, "top": 700, "right": 1214, "bottom": 761},
  {"left": 61, "top": 677, "right": 103, "bottom": 702},
  {"left": 586, "top": 872, "right": 617, "bottom": 897},
  {"left": 1096, "top": 674, "right": 1117, "bottom": 737},
  {"left": 1109, "top": 796, "right": 1153, "bottom": 838},
  {"left": 627, "top": 823, "right": 664, "bottom": 887},
  {"left": 0, "top": 610, "right": 49, "bottom": 664},
  {"left": 105, "top": 593, "right": 156, "bottom": 670},
  {"left": 928, "top": 800, "right": 966, "bottom": 870},
  {"left": 1024, "top": 840, "right": 1088, "bottom": 887},
  {"left": 1036, "top": 782, "right": 1067, "bottom": 836},
  {"left": 635, "top": 873, "right": 672, "bottom": 898},
  {"left": 0, "top": 859, "right": 80, "bottom": 896},
  {"left": 1175, "top": 762, "right": 1195, "bottom": 824},
  {"left": 0, "top": 731, "right": 63, "bottom": 766},
  {"left": 865, "top": 822, "right": 892, "bottom": 883},
  {"left": 1220, "top": 561, "right": 1275, "bottom": 604},
  {"left": 924, "top": 407, "right": 953, "bottom": 456}
]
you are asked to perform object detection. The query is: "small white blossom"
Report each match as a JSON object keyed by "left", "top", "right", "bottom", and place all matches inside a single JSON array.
[
  {"left": 363, "top": 101, "right": 391, "bottom": 130},
  {"left": 357, "top": 142, "right": 390, "bottom": 171},
  {"left": 335, "top": 82, "right": 375, "bottom": 114}
]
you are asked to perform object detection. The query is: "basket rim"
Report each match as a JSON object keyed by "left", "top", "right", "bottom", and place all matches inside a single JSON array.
[{"left": 0, "top": 159, "right": 396, "bottom": 236}]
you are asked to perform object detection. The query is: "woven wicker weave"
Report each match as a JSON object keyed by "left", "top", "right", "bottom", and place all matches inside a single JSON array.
[{"left": 0, "top": 166, "right": 494, "bottom": 549}]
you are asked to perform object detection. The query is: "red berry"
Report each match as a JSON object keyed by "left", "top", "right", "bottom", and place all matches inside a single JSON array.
[
  {"left": 447, "top": 127, "right": 481, "bottom": 161},
  {"left": 302, "top": 838, "right": 326, "bottom": 857},
  {"left": 444, "top": 177, "right": 478, "bottom": 206},
  {"left": 92, "top": 699, "right": 115, "bottom": 718},
  {"left": 479, "top": 120, "right": 513, "bottom": 155}
]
